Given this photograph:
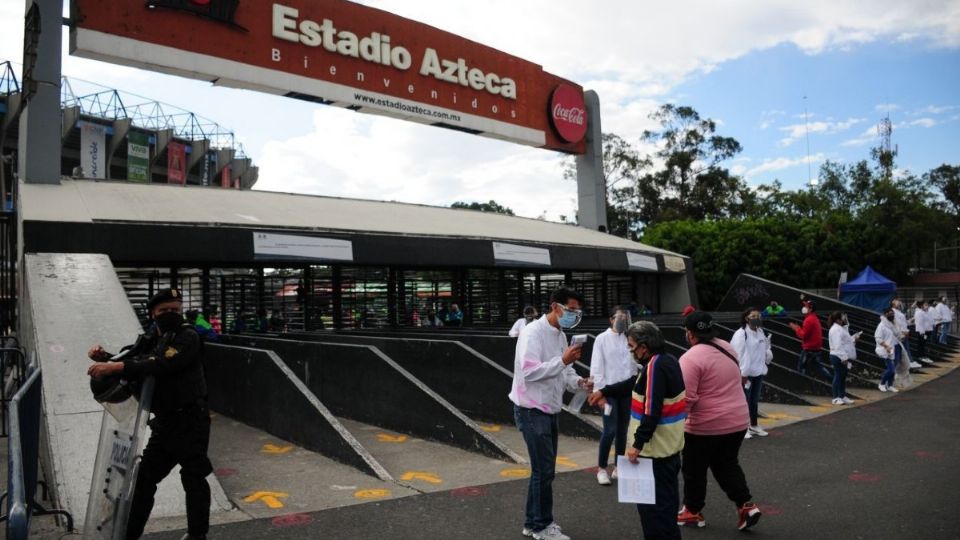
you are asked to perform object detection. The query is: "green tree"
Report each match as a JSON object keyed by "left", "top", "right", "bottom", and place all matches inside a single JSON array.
[
  {"left": 450, "top": 200, "right": 515, "bottom": 215},
  {"left": 638, "top": 104, "right": 749, "bottom": 224}
]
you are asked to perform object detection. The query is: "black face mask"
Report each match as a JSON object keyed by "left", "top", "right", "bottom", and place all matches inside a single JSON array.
[
  {"left": 155, "top": 311, "right": 183, "bottom": 334},
  {"left": 747, "top": 318, "right": 761, "bottom": 329}
]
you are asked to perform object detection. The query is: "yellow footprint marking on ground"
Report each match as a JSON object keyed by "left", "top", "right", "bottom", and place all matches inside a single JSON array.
[
  {"left": 400, "top": 471, "right": 443, "bottom": 484},
  {"left": 261, "top": 443, "right": 293, "bottom": 454},
  {"left": 377, "top": 433, "right": 408, "bottom": 443},
  {"left": 556, "top": 456, "right": 578, "bottom": 468},
  {"left": 807, "top": 405, "right": 831, "bottom": 413},
  {"left": 479, "top": 423, "right": 502, "bottom": 432},
  {"left": 354, "top": 489, "right": 391, "bottom": 499},
  {"left": 500, "top": 468, "right": 531, "bottom": 478}
]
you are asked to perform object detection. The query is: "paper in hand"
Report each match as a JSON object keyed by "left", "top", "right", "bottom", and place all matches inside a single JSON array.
[{"left": 616, "top": 455, "right": 656, "bottom": 504}]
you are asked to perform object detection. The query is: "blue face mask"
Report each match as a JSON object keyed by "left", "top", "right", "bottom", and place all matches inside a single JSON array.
[{"left": 558, "top": 306, "right": 582, "bottom": 329}]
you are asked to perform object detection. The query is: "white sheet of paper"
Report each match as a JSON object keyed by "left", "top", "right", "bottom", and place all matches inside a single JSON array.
[{"left": 616, "top": 455, "right": 656, "bottom": 504}]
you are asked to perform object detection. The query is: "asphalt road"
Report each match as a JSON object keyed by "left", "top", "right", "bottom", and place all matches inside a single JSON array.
[{"left": 145, "top": 364, "right": 960, "bottom": 540}]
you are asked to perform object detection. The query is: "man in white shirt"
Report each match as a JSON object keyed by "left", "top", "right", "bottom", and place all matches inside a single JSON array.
[
  {"left": 509, "top": 287, "right": 590, "bottom": 540},
  {"left": 509, "top": 306, "right": 538, "bottom": 338},
  {"left": 587, "top": 306, "right": 637, "bottom": 485},
  {"left": 937, "top": 296, "right": 953, "bottom": 345},
  {"left": 912, "top": 300, "right": 934, "bottom": 365}
]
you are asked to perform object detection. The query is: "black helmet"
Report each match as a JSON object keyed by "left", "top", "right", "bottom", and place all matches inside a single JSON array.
[{"left": 90, "top": 374, "right": 134, "bottom": 404}]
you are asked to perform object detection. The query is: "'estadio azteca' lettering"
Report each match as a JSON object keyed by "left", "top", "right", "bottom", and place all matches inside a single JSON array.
[
  {"left": 271, "top": 3, "right": 517, "bottom": 100},
  {"left": 549, "top": 84, "right": 587, "bottom": 143}
]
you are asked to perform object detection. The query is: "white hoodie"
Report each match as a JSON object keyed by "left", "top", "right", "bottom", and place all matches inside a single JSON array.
[
  {"left": 875, "top": 317, "right": 898, "bottom": 359},
  {"left": 731, "top": 325, "right": 772, "bottom": 378}
]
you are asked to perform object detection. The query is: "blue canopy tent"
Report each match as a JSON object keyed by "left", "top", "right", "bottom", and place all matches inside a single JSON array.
[{"left": 839, "top": 266, "right": 897, "bottom": 312}]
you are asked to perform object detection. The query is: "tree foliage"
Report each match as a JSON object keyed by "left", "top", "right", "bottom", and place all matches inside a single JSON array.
[
  {"left": 450, "top": 200, "right": 515, "bottom": 215},
  {"left": 561, "top": 103, "right": 958, "bottom": 307}
]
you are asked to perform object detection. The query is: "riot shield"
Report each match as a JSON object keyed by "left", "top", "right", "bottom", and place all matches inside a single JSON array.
[{"left": 82, "top": 376, "right": 155, "bottom": 539}]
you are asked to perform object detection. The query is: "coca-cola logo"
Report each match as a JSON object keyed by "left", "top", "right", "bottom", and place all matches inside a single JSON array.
[{"left": 549, "top": 84, "right": 587, "bottom": 143}]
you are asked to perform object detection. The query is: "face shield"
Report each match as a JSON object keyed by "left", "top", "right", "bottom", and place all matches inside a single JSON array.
[{"left": 613, "top": 310, "right": 632, "bottom": 333}]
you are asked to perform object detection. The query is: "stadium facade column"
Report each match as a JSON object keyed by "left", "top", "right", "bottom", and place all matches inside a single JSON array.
[
  {"left": 302, "top": 265, "right": 312, "bottom": 331},
  {"left": 201, "top": 268, "right": 210, "bottom": 312},
  {"left": 575, "top": 91, "right": 607, "bottom": 232},
  {"left": 18, "top": 0, "right": 62, "bottom": 185},
  {"left": 386, "top": 267, "right": 398, "bottom": 329},
  {"left": 332, "top": 266, "right": 343, "bottom": 330}
]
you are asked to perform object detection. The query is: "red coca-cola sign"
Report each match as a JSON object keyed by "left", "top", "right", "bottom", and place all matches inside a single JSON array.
[{"left": 550, "top": 84, "right": 587, "bottom": 143}]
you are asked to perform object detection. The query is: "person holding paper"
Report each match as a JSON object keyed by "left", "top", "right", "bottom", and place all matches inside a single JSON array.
[
  {"left": 594, "top": 321, "right": 686, "bottom": 539},
  {"left": 827, "top": 311, "right": 859, "bottom": 405},
  {"left": 677, "top": 311, "right": 761, "bottom": 531},
  {"left": 875, "top": 306, "right": 900, "bottom": 392},
  {"left": 508, "top": 287, "right": 591, "bottom": 540},
  {"left": 588, "top": 306, "right": 638, "bottom": 485}
]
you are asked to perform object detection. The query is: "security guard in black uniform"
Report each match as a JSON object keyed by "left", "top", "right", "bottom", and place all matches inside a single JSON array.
[{"left": 87, "top": 288, "right": 211, "bottom": 540}]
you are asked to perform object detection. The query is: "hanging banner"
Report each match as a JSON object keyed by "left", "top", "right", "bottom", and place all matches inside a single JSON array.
[
  {"left": 221, "top": 164, "right": 232, "bottom": 188},
  {"left": 80, "top": 123, "right": 106, "bottom": 179},
  {"left": 127, "top": 132, "right": 150, "bottom": 182},
  {"left": 167, "top": 141, "right": 187, "bottom": 184},
  {"left": 626, "top": 252, "right": 658, "bottom": 272},
  {"left": 253, "top": 232, "right": 354, "bottom": 261},
  {"left": 70, "top": 1, "right": 587, "bottom": 153},
  {"left": 492, "top": 241, "right": 551, "bottom": 267}
]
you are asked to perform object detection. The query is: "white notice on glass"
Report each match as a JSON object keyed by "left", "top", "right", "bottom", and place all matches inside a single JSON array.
[{"left": 616, "top": 455, "right": 656, "bottom": 504}]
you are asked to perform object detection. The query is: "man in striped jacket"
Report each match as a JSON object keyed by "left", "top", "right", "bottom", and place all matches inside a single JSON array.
[{"left": 594, "top": 321, "right": 685, "bottom": 539}]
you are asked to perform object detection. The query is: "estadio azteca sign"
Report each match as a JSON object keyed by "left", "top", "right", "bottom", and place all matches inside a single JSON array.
[{"left": 71, "top": 0, "right": 587, "bottom": 152}]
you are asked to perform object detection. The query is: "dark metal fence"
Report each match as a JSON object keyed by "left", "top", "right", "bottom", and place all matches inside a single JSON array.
[{"left": 1, "top": 365, "right": 73, "bottom": 538}]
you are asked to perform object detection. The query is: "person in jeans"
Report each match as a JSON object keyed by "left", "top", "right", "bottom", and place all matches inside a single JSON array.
[
  {"left": 789, "top": 300, "right": 832, "bottom": 379},
  {"left": 827, "top": 312, "right": 858, "bottom": 405},
  {"left": 508, "top": 287, "right": 591, "bottom": 540},
  {"left": 587, "top": 306, "right": 637, "bottom": 485},
  {"left": 875, "top": 306, "right": 900, "bottom": 393},
  {"left": 937, "top": 296, "right": 953, "bottom": 344},
  {"left": 730, "top": 307, "right": 773, "bottom": 439},
  {"left": 676, "top": 311, "right": 761, "bottom": 531},
  {"left": 911, "top": 300, "right": 935, "bottom": 365},
  {"left": 594, "top": 321, "right": 686, "bottom": 540}
]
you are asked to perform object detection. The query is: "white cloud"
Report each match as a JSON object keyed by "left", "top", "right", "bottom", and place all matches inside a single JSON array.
[
  {"left": 779, "top": 118, "right": 864, "bottom": 146},
  {"left": 841, "top": 125, "right": 880, "bottom": 147},
  {"left": 911, "top": 105, "right": 956, "bottom": 115},
  {"left": 875, "top": 103, "right": 900, "bottom": 112},
  {"left": 910, "top": 117, "right": 938, "bottom": 128},
  {"left": 744, "top": 153, "right": 826, "bottom": 178}
]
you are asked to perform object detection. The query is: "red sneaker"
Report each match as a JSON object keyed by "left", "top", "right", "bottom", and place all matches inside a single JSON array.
[
  {"left": 737, "top": 502, "right": 762, "bottom": 530},
  {"left": 677, "top": 505, "right": 706, "bottom": 528}
]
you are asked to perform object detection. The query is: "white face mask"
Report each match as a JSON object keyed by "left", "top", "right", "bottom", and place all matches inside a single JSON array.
[{"left": 801, "top": 307, "right": 809, "bottom": 315}]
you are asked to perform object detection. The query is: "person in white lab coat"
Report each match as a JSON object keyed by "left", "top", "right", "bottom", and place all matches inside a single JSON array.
[
  {"left": 588, "top": 306, "right": 637, "bottom": 485},
  {"left": 509, "top": 306, "right": 538, "bottom": 337},
  {"left": 730, "top": 307, "right": 772, "bottom": 439},
  {"left": 875, "top": 306, "right": 900, "bottom": 392},
  {"left": 937, "top": 296, "right": 953, "bottom": 344},
  {"left": 827, "top": 312, "right": 859, "bottom": 405}
]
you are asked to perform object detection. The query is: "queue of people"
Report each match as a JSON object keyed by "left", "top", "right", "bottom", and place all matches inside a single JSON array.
[{"left": 511, "top": 289, "right": 763, "bottom": 539}]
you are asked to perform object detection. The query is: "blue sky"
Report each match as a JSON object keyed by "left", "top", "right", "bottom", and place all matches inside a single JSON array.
[
  {"left": 675, "top": 41, "right": 960, "bottom": 189},
  {"left": 1, "top": 1, "right": 958, "bottom": 220}
]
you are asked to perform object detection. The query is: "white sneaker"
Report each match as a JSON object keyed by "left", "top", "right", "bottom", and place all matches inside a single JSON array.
[
  {"left": 842, "top": 397, "right": 854, "bottom": 405},
  {"left": 530, "top": 523, "right": 569, "bottom": 540},
  {"left": 749, "top": 425, "right": 769, "bottom": 437},
  {"left": 878, "top": 384, "right": 888, "bottom": 392},
  {"left": 744, "top": 430, "right": 753, "bottom": 439},
  {"left": 888, "top": 385, "right": 899, "bottom": 393},
  {"left": 832, "top": 398, "right": 843, "bottom": 405},
  {"left": 596, "top": 468, "right": 611, "bottom": 485},
  {"left": 909, "top": 361, "right": 922, "bottom": 368},
  {"left": 920, "top": 357, "right": 934, "bottom": 365},
  {"left": 523, "top": 522, "right": 564, "bottom": 538},
  {"left": 610, "top": 467, "right": 618, "bottom": 480}
]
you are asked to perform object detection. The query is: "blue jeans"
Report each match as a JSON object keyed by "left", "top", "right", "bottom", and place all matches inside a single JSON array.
[
  {"left": 798, "top": 350, "right": 832, "bottom": 379},
  {"left": 598, "top": 392, "right": 632, "bottom": 468},
  {"left": 939, "top": 322, "right": 951, "bottom": 345},
  {"left": 514, "top": 405, "right": 559, "bottom": 532},
  {"left": 637, "top": 453, "right": 682, "bottom": 540},
  {"left": 743, "top": 376, "right": 764, "bottom": 426},
  {"left": 829, "top": 355, "right": 847, "bottom": 399},
  {"left": 881, "top": 355, "right": 896, "bottom": 387}
]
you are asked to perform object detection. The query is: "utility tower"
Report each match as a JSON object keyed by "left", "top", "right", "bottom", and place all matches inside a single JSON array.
[{"left": 877, "top": 115, "right": 897, "bottom": 179}]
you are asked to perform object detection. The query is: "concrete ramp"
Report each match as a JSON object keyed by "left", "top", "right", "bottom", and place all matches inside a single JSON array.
[
  {"left": 204, "top": 343, "right": 391, "bottom": 480},
  {"left": 220, "top": 335, "right": 525, "bottom": 463},
  {"left": 20, "top": 253, "right": 232, "bottom": 529}
]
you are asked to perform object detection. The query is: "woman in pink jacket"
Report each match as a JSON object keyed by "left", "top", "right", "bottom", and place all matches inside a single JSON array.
[{"left": 676, "top": 311, "right": 761, "bottom": 532}]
